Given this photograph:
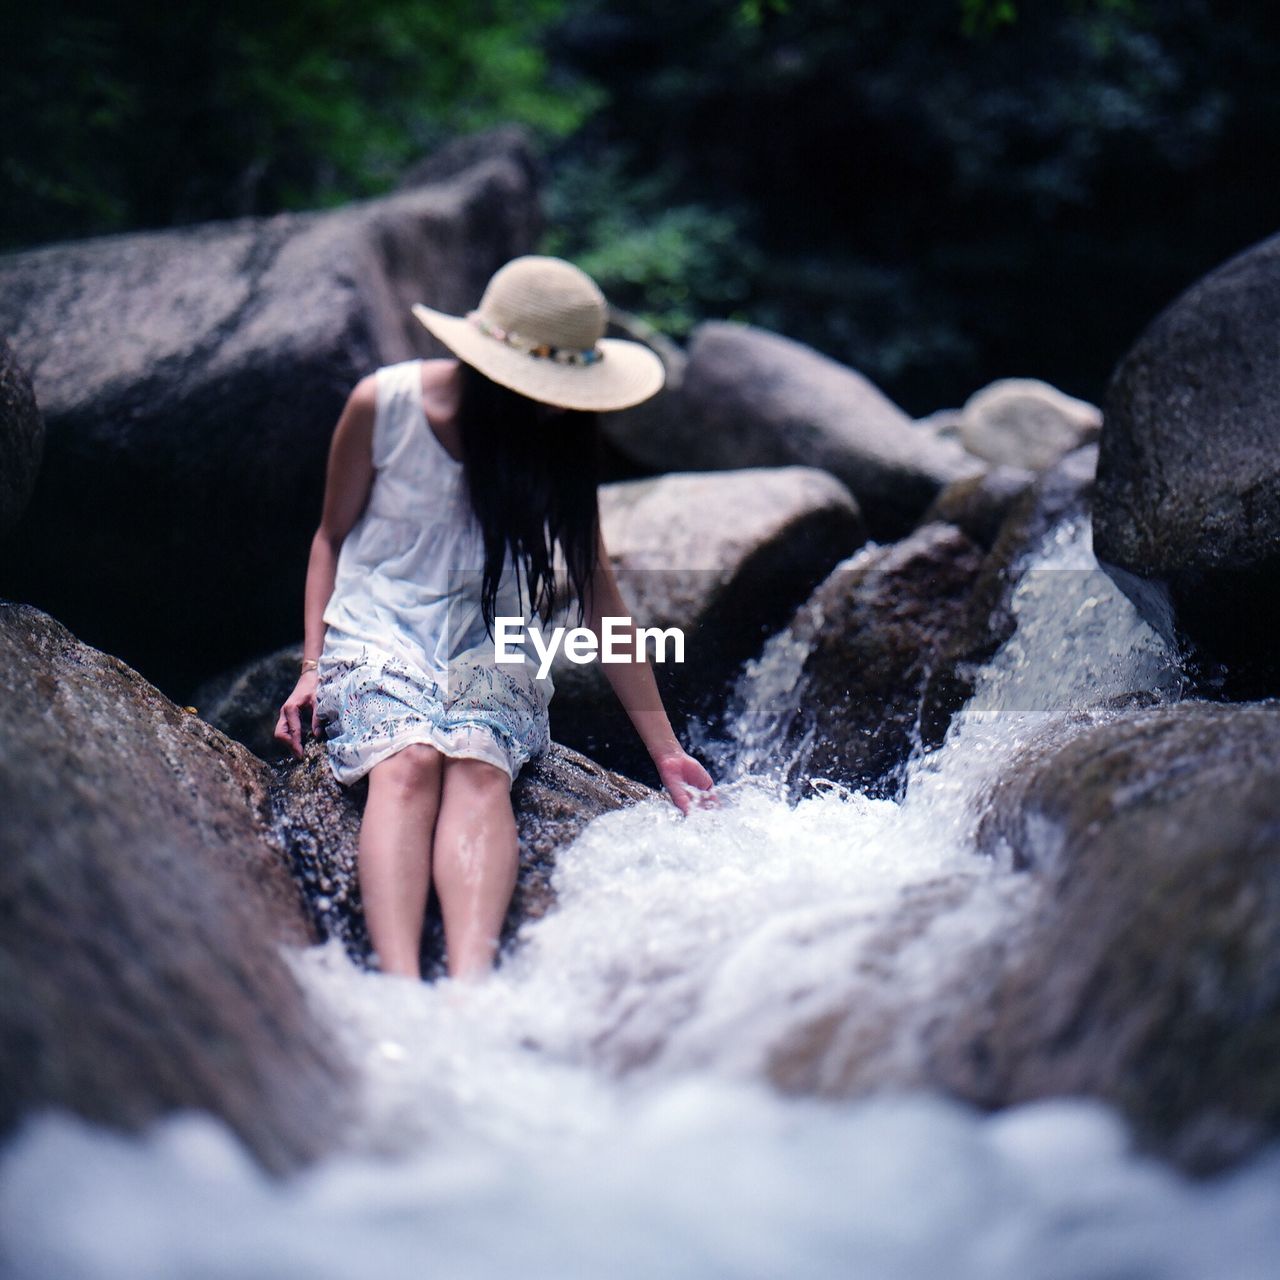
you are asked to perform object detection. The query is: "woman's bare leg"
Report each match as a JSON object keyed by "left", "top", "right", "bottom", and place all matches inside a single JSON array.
[
  {"left": 432, "top": 757, "right": 520, "bottom": 980},
  {"left": 359, "top": 744, "right": 444, "bottom": 978}
]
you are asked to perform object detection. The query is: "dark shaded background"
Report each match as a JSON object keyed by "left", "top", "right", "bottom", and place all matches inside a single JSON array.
[{"left": 3, "top": 0, "right": 1278, "bottom": 413}]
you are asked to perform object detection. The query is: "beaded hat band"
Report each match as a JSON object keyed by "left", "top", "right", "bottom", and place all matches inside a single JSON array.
[
  {"left": 411, "top": 255, "right": 664, "bottom": 413},
  {"left": 466, "top": 310, "right": 604, "bottom": 366}
]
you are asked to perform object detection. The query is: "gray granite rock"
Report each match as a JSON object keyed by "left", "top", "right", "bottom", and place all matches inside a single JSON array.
[
  {"left": 0, "top": 338, "right": 43, "bottom": 540},
  {"left": 1094, "top": 230, "right": 1280, "bottom": 698},
  {"left": 676, "top": 321, "right": 983, "bottom": 539},
  {"left": 959, "top": 378, "right": 1100, "bottom": 472},
  {"left": 548, "top": 465, "right": 865, "bottom": 782},
  {"left": 597, "top": 307, "right": 688, "bottom": 478},
  {"left": 921, "top": 462, "right": 1037, "bottom": 551},
  {"left": 748, "top": 695, "right": 1280, "bottom": 1176},
  {"left": 272, "top": 740, "right": 657, "bottom": 981},
  {"left": 919, "top": 443, "right": 1099, "bottom": 750},
  {"left": 0, "top": 133, "right": 540, "bottom": 699},
  {"left": 725, "top": 521, "right": 985, "bottom": 799},
  {"left": 0, "top": 603, "right": 350, "bottom": 1173},
  {"left": 946, "top": 697, "right": 1280, "bottom": 1174}
]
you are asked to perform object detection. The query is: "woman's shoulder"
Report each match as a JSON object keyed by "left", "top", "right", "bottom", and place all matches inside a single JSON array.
[{"left": 363, "top": 357, "right": 457, "bottom": 405}]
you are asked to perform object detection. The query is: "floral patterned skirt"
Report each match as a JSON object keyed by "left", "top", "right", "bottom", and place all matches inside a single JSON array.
[{"left": 314, "top": 640, "right": 553, "bottom": 788}]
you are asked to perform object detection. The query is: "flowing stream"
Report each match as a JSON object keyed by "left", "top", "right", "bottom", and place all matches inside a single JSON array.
[{"left": 4, "top": 509, "right": 1280, "bottom": 1279}]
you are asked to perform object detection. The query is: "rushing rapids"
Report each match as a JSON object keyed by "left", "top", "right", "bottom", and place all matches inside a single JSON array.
[{"left": 3, "top": 509, "right": 1278, "bottom": 1280}]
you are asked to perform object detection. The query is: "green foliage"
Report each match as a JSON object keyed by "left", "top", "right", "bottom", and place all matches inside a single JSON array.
[
  {"left": 0, "top": 0, "right": 598, "bottom": 246},
  {"left": 2, "top": 0, "right": 1276, "bottom": 416},
  {"left": 960, "top": 0, "right": 1018, "bottom": 36},
  {"left": 737, "top": 0, "right": 791, "bottom": 25},
  {"left": 547, "top": 0, "right": 1279, "bottom": 410},
  {"left": 541, "top": 154, "right": 759, "bottom": 337},
  {"left": 960, "top": 0, "right": 1138, "bottom": 35}
]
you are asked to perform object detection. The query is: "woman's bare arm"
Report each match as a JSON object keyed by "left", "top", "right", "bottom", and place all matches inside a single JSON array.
[
  {"left": 302, "top": 376, "right": 378, "bottom": 660},
  {"left": 582, "top": 528, "right": 716, "bottom": 811},
  {"left": 276, "top": 376, "right": 377, "bottom": 756}
]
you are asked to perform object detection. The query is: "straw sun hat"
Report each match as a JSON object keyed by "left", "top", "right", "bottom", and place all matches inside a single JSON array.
[{"left": 411, "top": 255, "right": 665, "bottom": 413}]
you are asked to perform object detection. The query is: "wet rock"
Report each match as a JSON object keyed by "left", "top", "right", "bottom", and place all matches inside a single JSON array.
[
  {"left": 0, "top": 132, "right": 540, "bottom": 700},
  {"left": 1094, "top": 231, "right": 1280, "bottom": 698},
  {"left": 192, "top": 641, "right": 306, "bottom": 762},
  {"left": 921, "top": 462, "right": 1037, "bottom": 551},
  {"left": 0, "top": 339, "right": 43, "bottom": 541},
  {"left": 509, "top": 743, "right": 659, "bottom": 932},
  {"left": 919, "top": 443, "right": 1099, "bottom": 749},
  {"left": 548, "top": 465, "right": 865, "bottom": 783},
  {"left": 749, "top": 697, "right": 1280, "bottom": 1176},
  {"left": 272, "top": 740, "right": 656, "bottom": 980},
  {"left": 939, "top": 697, "right": 1280, "bottom": 1174},
  {"left": 959, "top": 378, "right": 1101, "bottom": 472},
  {"left": 0, "top": 603, "right": 350, "bottom": 1173},
  {"left": 677, "top": 321, "right": 982, "bottom": 539},
  {"left": 726, "top": 521, "right": 984, "bottom": 799}
]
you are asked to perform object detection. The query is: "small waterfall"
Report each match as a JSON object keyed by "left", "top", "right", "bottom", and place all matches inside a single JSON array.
[{"left": 3, "top": 508, "right": 1277, "bottom": 1280}]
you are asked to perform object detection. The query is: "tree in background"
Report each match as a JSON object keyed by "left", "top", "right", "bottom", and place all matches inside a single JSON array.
[
  {"left": 0, "top": 0, "right": 595, "bottom": 242},
  {"left": 546, "top": 0, "right": 1280, "bottom": 409},
  {"left": 3, "top": 0, "right": 1278, "bottom": 412}
]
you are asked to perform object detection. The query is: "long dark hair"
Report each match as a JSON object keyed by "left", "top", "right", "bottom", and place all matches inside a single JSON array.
[{"left": 456, "top": 362, "right": 602, "bottom": 635}]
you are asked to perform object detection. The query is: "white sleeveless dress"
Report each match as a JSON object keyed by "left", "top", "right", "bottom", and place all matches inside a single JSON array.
[{"left": 314, "top": 359, "right": 554, "bottom": 787}]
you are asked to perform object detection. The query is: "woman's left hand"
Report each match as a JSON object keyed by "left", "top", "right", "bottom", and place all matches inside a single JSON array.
[{"left": 654, "top": 749, "right": 718, "bottom": 815}]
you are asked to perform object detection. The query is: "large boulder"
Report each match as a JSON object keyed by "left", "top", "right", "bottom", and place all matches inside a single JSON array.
[
  {"left": 940, "top": 698, "right": 1280, "bottom": 1173},
  {"left": 0, "top": 133, "right": 540, "bottom": 701},
  {"left": 958, "top": 378, "right": 1101, "bottom": 472},
  {"left": 269, "top": 739, "right": 657, "bottom": 981},
  {"left": 192, "top": 641, "right": 309, "bottom": 762},
  {"left": 920, "top": 462, "right": 1036, "bottom": 551},
  {"left": 189, "top": 637, "right": 659, "bottom": 973},
  {"left": 547, "top": 466, "right": 865, "bottom": 782},
  {"left": 0, "top": 337, "right": 43, "bottom": 540},
  {"left": 596, "top": 308, "right": 688, "bottom": 480},
  {"left": 919, "top": 443, "right": 1099, "bottom": 750},
  {"left": 674, "top": 322, "right": 983, "bottom": 539},
  {"left": 723, "top": 521, "right": 985, "bottom": 799},
  {"left": 2, "top": 597, "right": 656, "bottom": 1160},
  {"left": 0, "top": 603, "right": 350, "bottom": 1172},
  {"left": 733, "top": 697, "right": 1280, "bottom": 1175},
  {"left": 1094, "top": 230, "right": 1280, "bottom": 698}
]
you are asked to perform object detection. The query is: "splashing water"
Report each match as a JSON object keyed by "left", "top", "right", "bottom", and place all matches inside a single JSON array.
[{"left": 4, "top": 510, "right": 1277, "bottom": 1280}]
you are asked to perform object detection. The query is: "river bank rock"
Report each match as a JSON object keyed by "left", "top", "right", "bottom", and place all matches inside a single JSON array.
[
  {"left": 732, "top": 697, "right": 1280, "bottom": 1176},
  {"left": 0, "top": 338, "right": 43, "bottom": 541},
  {"left": 921, "top": 462, "right": 1037, "bottom": 551},
  {"left": 919, "top": 443, "right": 1099, "bottom": 750},
  {"left": 959, "top": 378, "right": 1101, "bottom": 472},
  {"left": 271, "top": 740, "right": 656, "bottom": 979},
  {"left": 725, "top": 521, "right": 985, "bottom": 799},
  {"left": 1094, "top": 230, "right": 1280, "bottom": 699},
  {"left": 0, "top": 602, "right": 350, "bottom": 1173},
  {"left": 941, "top": 697, "right": 1280, "bottom": 1174},
  {"left": 548, "top": 465, "right": 865, "bottom": 782},
  {"left": 192, "top": 642, "right": 307, "bottom": 762},
  {"left": 0, "top": 132, "right": 540, "bottom": 701},
  {"left": 676, "top": 322, "right": 982, "bottom": 540}
]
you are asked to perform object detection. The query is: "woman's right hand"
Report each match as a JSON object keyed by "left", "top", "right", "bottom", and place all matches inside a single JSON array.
[{"left": 275, "top": 670, "right": 320, "bottom": 759}]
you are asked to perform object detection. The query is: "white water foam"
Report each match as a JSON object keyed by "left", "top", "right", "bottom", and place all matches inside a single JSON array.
[{"left": 4, "top": 510, "right": 1275, "bottom": 1280}]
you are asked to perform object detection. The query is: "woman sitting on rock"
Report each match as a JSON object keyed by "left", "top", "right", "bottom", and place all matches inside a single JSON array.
[{"left": 275, "top": 256, "right": 715, "bottom": 982}]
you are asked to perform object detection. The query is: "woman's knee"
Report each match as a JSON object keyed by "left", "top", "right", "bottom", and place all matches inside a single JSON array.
[
  {"left": 443, "top": 756, "right": 512, "bottom": 802},
  {"left": 371, "top": 742, "right": 444, "bottom": 794}
]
